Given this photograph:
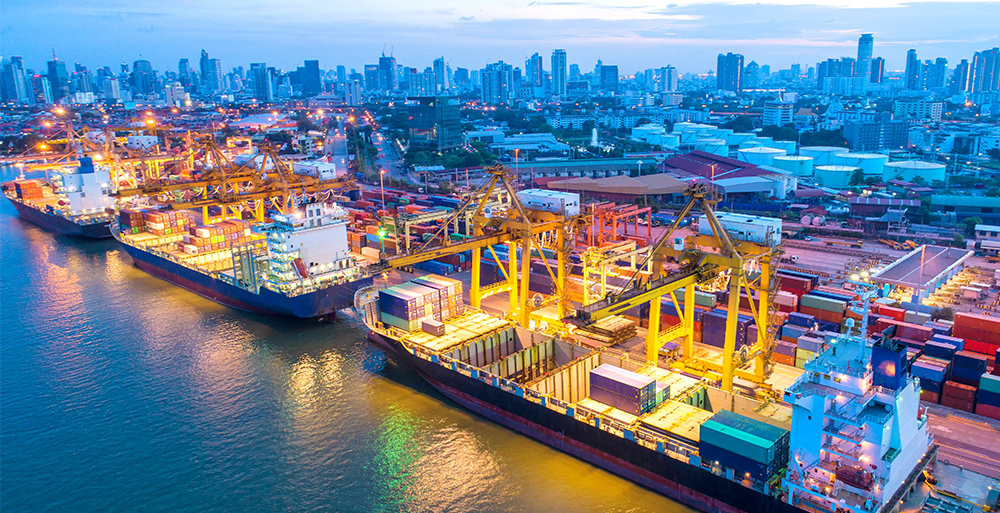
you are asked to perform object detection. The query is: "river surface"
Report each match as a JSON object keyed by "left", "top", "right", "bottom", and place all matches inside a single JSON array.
[{"left": 0, "top": 168, "right": 692, "bottom": 512}]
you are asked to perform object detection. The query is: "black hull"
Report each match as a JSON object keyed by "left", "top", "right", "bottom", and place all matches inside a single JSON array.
[
  {"left": 369, "top": 332, "right": 802, "bottom": 513},
  {"left": 7, "top": 197, "right": 111, "bottom": 238}
]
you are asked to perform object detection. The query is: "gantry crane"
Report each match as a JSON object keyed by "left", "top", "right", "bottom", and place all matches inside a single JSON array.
[
  {"left": 570, "top": 183, "right": 778, "bottom": 392},
  {"left": 370, "top": 164, "right": 584, "bottom": 327}
]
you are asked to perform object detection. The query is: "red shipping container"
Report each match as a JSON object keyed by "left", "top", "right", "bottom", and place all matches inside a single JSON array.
[
  {"left": 920, "top": 390, "right": 940, "bottom": 403},
  {"left": 941, "top": 395, "right": 975, "bottom": 413},
  {"left": 956, "top": 312, "right": 1000, "bottom": 332},
  {"left": 942, "top": 381, "right": 977, "bottom": 402},
  {"left": 878, "top": 305, "right": 905, "bottom": 321},
  {"left": 774, "top": 353, "right": 795, "bottom": 366},
  {"left": 963, "top": 338, "right": 1000, "bottom": 357},
  {"left": 953, "top": 326, "right": 1000, "bottom": 347},
  {"left": 976, "top": 402, "right": 1000, "bottom": 420}
]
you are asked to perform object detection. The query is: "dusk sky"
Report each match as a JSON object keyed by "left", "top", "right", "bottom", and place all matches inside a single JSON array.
[{"left": 4, "top": 0, "right": 1000, "bottom": 76}]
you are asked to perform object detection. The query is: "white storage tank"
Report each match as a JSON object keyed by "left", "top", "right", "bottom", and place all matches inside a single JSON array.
[
  {"left": 739, "top": 139, "right": 764, "bottom": 150},
  {"left": 695, "top": 138, "right": 728, "bottom": 156},
  {"left": 814, "top": 165, "right": 858, "bottom": 189},
  {"left": 833, "top": 152, "right": 889, "bottom": 177},
  {"left": 800, "top": 214, "right": 813, "bottom": 226},
  {"left": 755, "top": 136, "right": 773, "bottom": 148},
  {"left": 517, "top": 189, "right": 581, "bottom": 216},
  {"left": 772, "top": 155, "right": 814, "bottom": 177},
  {"left": 882, "top": 160, "right": 947, "bottom": 183},
  {"left": 812, "top": 216, "right": 826, "bottom": 226},
  {"left": 660, "top": 134, "right": 680, "bottom": 149},
  {"left": 737, "top": 146, "right": 787, "bottom": 167},
  {"left": 727, "top": 133, "right": 756, "bottom": 146},
  {"left": 800, "top": 146, "right": 849, "bottom": 166},
  {"left": 769, "top": 140, "right": 797, "bottom": 154},
  {"left": 680, "top": 130, "right": 706, "bottom": 144}
]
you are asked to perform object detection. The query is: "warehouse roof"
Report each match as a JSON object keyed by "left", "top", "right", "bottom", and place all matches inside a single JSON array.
[
  {"left": 848, "top": 197, "right": 920, "bottom": 207},
  {"left": 871, "top": 245, "right": 974, "bottom": 291},
  {"left": 931, "top": 195, "right": 1000, "bottom": 208},
  {"left": 547, "top": 173, "right": 687, "bottom": 196},
  {"left": 712, "top": 176, "right": 774, "bottom": 194}
]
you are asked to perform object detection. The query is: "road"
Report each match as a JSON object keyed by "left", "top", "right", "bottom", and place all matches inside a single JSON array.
[
  {"left": 324, "top": 120, "right": 349, "bottom": 174},
  {"left": 923, "top": 402, "right": 1000, "bottom": 479}
]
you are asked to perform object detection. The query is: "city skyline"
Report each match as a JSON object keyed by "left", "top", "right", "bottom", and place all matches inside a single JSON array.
[{"left": 4, "top": 0, "right": 1000, "bottom": 75}]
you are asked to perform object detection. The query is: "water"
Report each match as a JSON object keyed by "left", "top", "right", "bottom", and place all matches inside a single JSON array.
[{"left": 0, "top": 173, "right": 693, "bottom": 512}]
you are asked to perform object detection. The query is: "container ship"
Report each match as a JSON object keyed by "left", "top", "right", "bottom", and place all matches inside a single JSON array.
[
  {"left": 356, "top": 276, "right": 934, "bottom": 513},
  {"left": 114, "top": 201, "right": 372, "bottom": 318},
  {"left": 2, "top": 157, "right": 115, "bottom": 238}
]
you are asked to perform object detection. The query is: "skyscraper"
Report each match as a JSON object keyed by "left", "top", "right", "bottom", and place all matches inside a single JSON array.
[
  {"left": 970, "top": 47, "right": 1000, "bottom": 93},
  {"left": 870, "top": 57, "right": 884, "bottom": 84},
  {"left": 249, "top": 63, "right": 273, "bottom": 102},
  {"left": 336, "top": 65, "right": 347, "bottom": 85},
  {"left": 599, "top": 65, "right": 619, "bottom": 93},
  {"left": 363, "top": 65, "right": 379, "bottom": 92},
  {"left": 551, "top": 49, "right": 567, "bottom": 97},
  {"left": 904, "top": 49, "right": 921, "bottom": 90},
  {"left": 569, "top": 63, "right": 580, "bottom": 81},
  {"left": 301, "top": 60, "right": 321, "bottom": 96},
  {"left": 716, "top": 52, "right": 744, "bottom": 92},
  {"left": 526, "top": 53, "right": 543, "bottom": 88},
  {"left": 345, "top": 80, "right": 362, "bottom": 106},
  {"left": 856, "top": 34, "right": 874, "bottom": 81},
  {"left": 742, "top": 61, "right": 760, "bottom": 89},
  {"left": 205, "top": 58, "right": 223, "bottom": 93},
  {"left": 378, "top": 55, "right": 397, "bottom": 91},
  {"left": 923, "top": 58, "right": 948, "bottom": 89},
  {"left": 46, "top": 59, "right": 69, "bottom": 99},
  {"left": 1, "top": 57, "right": 29, "bottom": 103},
  {"left": 481, "top": 61, "right": 513, "bottom": 105},
  {"left": 130, "top": 60, "right": 154, "bottom": 95},
  {"left": 199, "top": 49, "right": 210, "bottom": 88},
  {"left": 178, "top": 58, "right": 191, "bottom": 86},
  {"left": 30, "top": 75, "right": 54, "bottom": 104},
  {"left": 950, "top": 59, "right": 970, "bottom": 93},
  {"left": 433, "top": 57, "right": 448, "bottom": 91}
]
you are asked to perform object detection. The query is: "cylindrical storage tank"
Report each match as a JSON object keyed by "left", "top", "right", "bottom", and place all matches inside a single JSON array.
[
  {"left": 833, "top": 153, "right": 889, "bottom": 177},
  {"left": 739, "top": 139, "right": 764, "bottom": 149},
  {"left": 737, "top": 146, "right": 787, "bottom": 167},
  {"left": 800, "top": 146, "right": 849, "bottom": 166},
  {"left": 660, "top": 134, "right": 680, "bottom": 149},
  {"left": 772, "top": 155, "right": 814, "bottom": 177},
  {"left": 727, "top": 133, "right": 756, "bottom": 146},
  {"left": 814, "top": 165, "right": 858, "bottom": 189},
  {"left": 754, "top": 136, "right": 773, "bottom": 148},
  {"left": 680, "top": 130, "right": 705, "bottom": 144},
  {"left": 800, "top": 214, "right": 813, "bottom": 226},
  {"left": 812, "top": 216, "right": 826, "bottom": 226},
  {"left": 882, "top": 160, "right": 947, "bottom": 183},
  {"left": 695, "top": 138, "right": 728, "bottom": 157},
  {"left": 770, "top": 140, "right": 797, "bottom": 154}
]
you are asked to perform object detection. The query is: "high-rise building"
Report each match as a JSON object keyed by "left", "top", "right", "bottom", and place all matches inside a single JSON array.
[
  {"left": 904, "top": 49, "right": 921, "bottom": 89},
  {"left": 409, "top": 72, "right": 436, "bottom": 96},
  {"left": 378, "top": 55, "right": 397, "bottom": 91},
  {"left": 790, "top": 63, "right": 801, "bottom": 79},
  {"left": 526, "top": 53, "right": 543, "bottom": 88},
  {"left": 336, "top": 65, "right": 346, "bottom": 85},
  {"left": 1, "top": 57, "right": 30, "bottom": 103},
  {"left": 102, "top": 76, "right": 121, "bottom": 100},
  {"left": 950, "top": 59, "right": 970, "bottom": 93},
  {"left": 363, "top": 65, "right": 379, "bottom": 92},
  {"left": 46, "top": 59, "right": 69, "bottom": 99},
  {"left": 178, "top": 58, "right": 191, "bottom": 86},
  {"left": 130, "top": 60, "right": 155, "bottom": 95},
  {"left": 345, "top": 80, "right": 362, "bottom": 106},
  {"left": 199, "top": 49, "right": 210, "bottom": 88},
  {"left": 433, "top": 57, "right": 448, "bottom": 91},
  {"left": 453, "top": 67, "right": 469, "bottom": 88},
  {"left": 600, "top": 65, "right": 619, "bottom": 93},
  {"left": 569, "top": 63, "right": 580, "bottom": 81},
  {"left": 205, "top": 58, "right": 223, "bottom": 93},
  {"left": 762, "top": 101, "right": 794, "bottom": 126},
  {"left": 970, "top": 47, "right": 1000, "bottom": 93},
  {"left": 551, "top": 49, "right": 567, "bottom": 97},
  {"left": 716, "top": 52, "right": 744, "bottom": 92},
  {"left": 29, "top": 75, "right": 54, "bottom": 104},
  {"left": 653, "top": 66, "right": 678, "bottom": 92},
  {"left": 742, "top": 61, "right": 760, "bottom": 89},
  {"left": 922, "top": 58, "right": 948, "bottom": 89},
  {"left": 481, "top": 61, "right": 513, "bottom": 105},
  {"left": 407, "top": 96, "right": 461, "bottom": 152},
  {"left": 843, "top": 113, "right": 908, "bottom": 151},
  {"left": 249, "top": 63, "right": 273, "bottom": 102},
  {"left": 856, "top": 34, "right": 874, "bottom": 82},
  {"left": 870, "top": 57, "right": 884, "bottom": 84},
  {"left": 301, "top": 60, "right": 321, "bottom": 96}
]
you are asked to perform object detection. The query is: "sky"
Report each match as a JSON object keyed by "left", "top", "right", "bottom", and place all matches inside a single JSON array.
[{"left": 4, "top": 0, "right": 1000, "bottom": 76}]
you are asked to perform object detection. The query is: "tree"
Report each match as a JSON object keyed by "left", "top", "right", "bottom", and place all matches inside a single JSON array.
[
  {"left": 721, "top": 116, "right": 754, "bottom": 133},
  {"left": 988, "top": 148, "right": 1000, "bottom": 162},
  {"left": 986, "top": 187, "right": 1000, "bottom": 198},
  {"left": 963, "top": 216, "right": 983, "bottom": 235},
  {"left": 931, "top": 306, "right": 955, "bottom": 321},
  {"left": 911, "top": 175, "right": 927, "bottom": 186},
  {"left": 953, "top": 233, "right": 966, "bottom": 248},
  {"left": 759, "top": 124, "right": 799, "bottom": 142},
  {"left": 849, "top": 169, "right": 867, "bottom": 186},
  {"left": 800, "top": 130, "right": 848, "bottom": 148}
]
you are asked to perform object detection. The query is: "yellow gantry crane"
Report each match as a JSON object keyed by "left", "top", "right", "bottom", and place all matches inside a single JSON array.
[
  {"left": 570, "top": 183, "right": 778, "bottom": 392},
  {"left": 373, "top": 164, "right": 584, "bottom": 328}
]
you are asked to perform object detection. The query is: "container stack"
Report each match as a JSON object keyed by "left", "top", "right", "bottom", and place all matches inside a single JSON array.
[
  {"left": 577, "top": 316, "right": 637, "bottom": 345},
  {"left": 941, "top": 381, "right": 976, "bottom": 412},
  {"left": 799, "top": 292, "right": 847, "bottom": 325},
  {"left": 411, "top": 275, "right": 464, "bottom": 321},
  {"left": 143, "top": 210, "right": 191, "bottom": 237},
  {"left": 953, "top": 312, "right": 1000, "bottom": 356},
  {"left": 13, "top": 180, "right": 43, "bottom": 200},
  {"left": 698, "top": 410, "right": 790, "bottom": 482},
  {"left": 702, "top": 309, "right": 754, "bottom": 349},
  {"left": 378, "top": 282, "right": 439, "bottom": 332},
  {"left": 588, "top": 364, "right": 657, "bottom": 416},
  {"left": 773, "top": 341, "right": 796, "bottom": 366},
  {"left": 119, "top": 208, "right": 146, "bottom": 234},
  {"left": 977, "top": 374, "right": 1000, "bottom": 420},
  {"left": 911, "top": 355, "right": 951, "bottom": 403}
]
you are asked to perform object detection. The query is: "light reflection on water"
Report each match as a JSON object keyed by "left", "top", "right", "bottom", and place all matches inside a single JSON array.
[{"left": 0, "top": 167, "right": 693, "bottom": 513}]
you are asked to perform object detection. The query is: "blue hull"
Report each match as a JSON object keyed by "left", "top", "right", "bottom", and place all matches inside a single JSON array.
[
  {"left": 121, "top": 242, "right": 373, "bottom": 318},
  {"left": 7, "top": 197, "right": 112, "bottom": 238}
]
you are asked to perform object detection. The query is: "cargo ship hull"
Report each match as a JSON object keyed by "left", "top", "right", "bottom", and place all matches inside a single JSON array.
[
  {"left": 121, "top": 242, "right": 372, "bottom": 318},
  {"left": 368, "top": 331, "right": 800, "bottom": 513},
  {"left": 7, "top": 197, "right": 112, "bottom": 238}
]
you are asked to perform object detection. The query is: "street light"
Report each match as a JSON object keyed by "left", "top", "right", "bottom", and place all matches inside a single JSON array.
[{"left": 380, "top": 169, "right": 387, "bottom": 214}]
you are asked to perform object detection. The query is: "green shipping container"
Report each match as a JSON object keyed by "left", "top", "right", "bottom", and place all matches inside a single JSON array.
[
  {"left": 800, "top": 294, "right": 845, "bottom": 313},
  {"left": 700, "top": 420, "right": 775, "bottom": 465},
  {"left": 980, "top": 374, "right": 1000, "bottom": 395}
]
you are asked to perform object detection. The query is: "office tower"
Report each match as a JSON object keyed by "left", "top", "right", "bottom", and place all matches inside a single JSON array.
[
  {"left": 761, "top": 65, "right": 770, "bottom": 79},
  {"left": 481, "top": 61, "right": 513, "bottom": 105},
  {"left": 46, "top": 59, "right": 69, "bottom": 99},
  {"left": 664, "top": 66, "right": 678, "bottom": 91},
  {"left": 790, "top": 63, "right": 801, "bottom": 79},
  {"left": 205, "top": 58, "right": 223, "bottom": 93},
  {"left": 840, "top": 57, "right": 856, "bottom": 78},
  {"left": 742, "top": 61, "right": 760, "bottom": 89},
  {"left": 716, "top": 52, "right": 744, "bottom": 92},
  {"left": 165, "top": 82, "right": 186, "bottom": 106},
  {"left": 102, "top": 76, "right": 121, "bottom": 100},
  {"left": 336, "top": 65, "right": 346, "bottom": 85},
  {"left": 178, "top": 58, "right": 191, "bottom": 86},
  {"left": 904, "top": 49, "right": 921, "bottom": 89},
  {"left": 870, "top": 57, "right": 884, "bottom": 84},
  {"left": 453, "top": 67, "right": 469, "bottom": 87},
  {"left": 950, "top": 59, "right": 970, "bottom": 93},
  {"left": 526, "top": 53, "right": 543, "bottom": 88},
  {"left": 409, "top": 72, "right": 436, "bottom": 96},
  {"left": 378, "top": 54, "right": 397, "bottom": 91},
  {"left": 249, "top": 63, "right": 273, "bottom": 102},
  {"left": 199, "top": 50, "right": 210, "bottom": 87},
  {"left": 130, "top": 60, "right": 154, "bottom": 95},
  {"left": 922, "top": 58, "right": 948, "bottom": 89},
  {"left": 407, "top": 96, "right": 461, "bottom": 152},
  {"left": 551, "top": 49, "right": 567, "bottom": 96},
  {"left": 433, "top": 57, "right": 448, "bottom": 91},
  {"left": 29, "top": 75, "right": 54, "bottom": 104},
  {"left": 345, "top": 80, "right": 362, "bottom": 106},
  {"left": 363, "top": 65, "right": 379, "bottom": 92},
  {"left": 600, "top": 65, "right": 619, "bottom": 93},
  {"left": 569, "top": 63, "right": 580, "bottom": 81},
  {"left": 856, "top": 34, "right": 874, "bottom": 81},
  {"left": 300, "top": 60, "right": 321, "bottom": 96},
  {"left": 1, "top": 57, "right": 30, "bottom": 103},
  {"left": 970, "top": 47, "right": 1000, "bottom": 93}
]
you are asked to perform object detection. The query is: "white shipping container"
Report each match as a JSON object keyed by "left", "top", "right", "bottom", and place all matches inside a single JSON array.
[
  {"left": 517, "top": 189, "right": 581, "bottom": 216},
  {"left": 360, "top": 247, "right": 380, "bottom": 258},
  {"left": 698, "top": 212, "right": 782, "bottom": 247}
]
